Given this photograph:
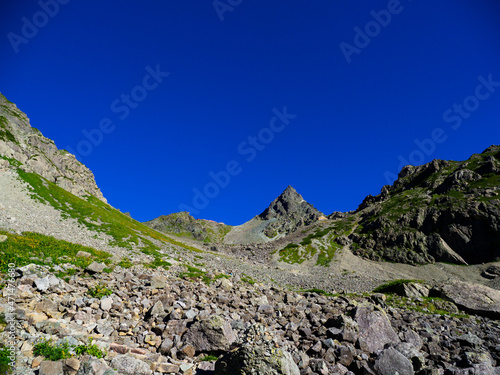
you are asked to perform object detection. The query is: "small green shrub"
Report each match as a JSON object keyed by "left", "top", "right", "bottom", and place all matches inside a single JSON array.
[
  {"left": 0, "top": 345, "right": 13, "bottom": 374},
  {"left": 33, "top": 340, "right": 72, "bottom": 361},
  {"left": 200, "top": 354, "right": 219, "bottom": 361},
  {"left": 74, "top": 338, "right": 106, "bottom": 359},
  {"left": 87, "top": 283, "right": 113, "bottom": 299},
  {"left": 118, "top": 258, "right": 133, "bottom": 269}
]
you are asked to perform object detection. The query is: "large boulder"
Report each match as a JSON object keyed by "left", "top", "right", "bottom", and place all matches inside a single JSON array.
[
  {"left": 354, "top": 304, "right": 400, "bottom": 353},
  {"left": 215, "top": 343, "right": 299, "bottom": 375},
  {"left": 183, "top": 315, "right": 237, "bottom": 353},
  {"left": 374, "top": 347, "right": 414, "bottom": 375},
  {"left": 110, "top": 355, "right": 151, "bottom": 375},
  {"left": 432, "top": 280, "right": 500, "bottom": 319}
]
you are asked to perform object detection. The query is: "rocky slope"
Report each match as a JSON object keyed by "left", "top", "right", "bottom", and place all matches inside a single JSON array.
[
  {"left": 144, "top": 212, "right": 232, "bottom": 243},
  {"left": 224, "top": 186, "right": 324, "bottom": 244},
  {"left": 0, "top": 93, "right": 106, "bottom": 202},
  {"left": 4, "top": 261, "right": 500, "bottom": 375}
]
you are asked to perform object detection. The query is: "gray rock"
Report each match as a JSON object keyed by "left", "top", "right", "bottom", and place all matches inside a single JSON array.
[
  {"left": 355, "top": 304, "right": 400, "bottom": 353},
  {"left": 76, "top": 356, "right": 110, "bottom": 375},
  {"left": 76, "top": 251, "right": 92, "bottom": 258},
  {"left": 396, "top": 282, "right": 429, "bottom": 299},
  {"left": 184, "top": 315, "right": 237, "bottom": 353},
  {"left": 34, "top": 276, "right": 50, "bottom": 292},
  {"left": 150, "top": 277, "right": 166, "bottom": 289},
  {"left": 85, "top": 262, "right": 106, "bottom": 274},
  {"left": 39, "top": 360, "right": 64, "bottom": 375},
  {"left": 0, "top": 234, "right": 7, "bottom": 243},
  {"left": 374, "top": 347, "right": 414, "bottom": 375},
  {"left": 110, "top": 355, "right": 152, "bottom": 375},
  {"left": 433, "top": 280, "right": 500, "bottom": 319},
  {"left": 215, "top": 344, "right": 299, "bottom": 375},
  {"left": 100, "top": 297, "right": 113, "bottom": 311},
  {"left": 145, "top": 300, "right": 164, "bottom": 319},
  {"left": 258, "top": 304, "right": 275, "bottom": 315}
]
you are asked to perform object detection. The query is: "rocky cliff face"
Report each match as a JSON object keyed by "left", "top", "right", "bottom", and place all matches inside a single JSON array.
[
  {"left": 351, "top": 145, "right": 500, "bottom": 265},
  {"left": 257, "top": 185, "right": 324, "bottom": 238},
  {"left": 0, "top": 93, "right": 106, "bottom": 202}
]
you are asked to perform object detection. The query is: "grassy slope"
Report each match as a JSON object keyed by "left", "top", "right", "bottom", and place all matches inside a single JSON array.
[{"left": 0, "top": 161, "right": 202, "bottom": 272}]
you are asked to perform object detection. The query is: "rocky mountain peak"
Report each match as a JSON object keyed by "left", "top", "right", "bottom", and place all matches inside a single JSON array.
[{"left": 258, "top": 185, "right": 319, "bottom": 221}]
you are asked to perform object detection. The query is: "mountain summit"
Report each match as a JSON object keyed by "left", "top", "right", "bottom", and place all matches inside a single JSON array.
[
  {"left": 258, "top": 185, "right": 322, "bottom": 222},
  {"left": 223, "top": 186, "right": 323, "bottom": 244}
]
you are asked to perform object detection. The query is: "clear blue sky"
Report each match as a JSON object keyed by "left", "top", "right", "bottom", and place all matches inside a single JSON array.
[{"left": 1, "top": 1, "right": 500, "bottom": 225}]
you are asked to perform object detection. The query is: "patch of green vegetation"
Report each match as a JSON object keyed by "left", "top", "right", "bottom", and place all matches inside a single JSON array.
[
  {"left": 0, "top": 230, "right": 111, "bottom": 273},
  {"left": 179, "top": 265, "right": 211, "bottom": 284},
  {"left": 373, "top": 279, "right": 425, "bottom": 293},
  {"left": 87, "top": 283, "right": 113, "bottom": 299},
  {"left": 0, "top": 155, "right": 22, "bottom": 167},
  {"left": 33, "top": 338, "right": 106, "bottom": 361},
  {"left": 33, "top": 339, "right": 72, "bottom": 361},
  {"left": 0, "top": 116, "right": 16, "bottom": 144},
  {"left": 15, "top": 169, "right": 202, "bottom": 263},
  {"left": 144, "top": 258, "right": 171, "bottom": 270},
  {"left": 279, "top": 243, "right": 317, "bottom": 264},
  {"left": 0, "top": 345, "right": 13, "bottom": 374},
  {"left": 55, "top": 268, "right": 78, "bottom": 280},
  {"left": 241, "top": 274, "right": 256, "bottom": 285},
  {"left": 316, "top": 241, "right": 341, "bottom": 266},
  {"left": 74, "top": 338, "right": 106, "bottom": 359},
  {"left": 385, "top": 294, "right": 469, "bottom": 319},
  {"left": 118, "top": 258, "right": 133, "bottom": 269},
  {"left": 200, "top": 354, "right": 219, "bottom": 362}
]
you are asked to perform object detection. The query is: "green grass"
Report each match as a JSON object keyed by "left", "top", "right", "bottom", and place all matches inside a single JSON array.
[
  {"left": 241, "top": 274, "right": 256, "bottom": 285},
  {"left": 74, "top": 338, "right": 106, "bottom": 359},
  {"left": 33, "top": 338, "right": 106, "bottom": 361},
  {"left": 15, "top": 169, "right": 203, "bottom": 264},
  {"left": 200, "top": 354, "right": 219, "bottom": 362},
  {"left": 0, "top": 116, "right": 16, "bottom": 144},
  {"left": 87, "top": 283, "right": 113, "bottom": 299},
  {"left": 118, "top": 258, "right": 133, "bottom": 269},
  {"left": 0, "top": 230, "right": 111, "bottom": 273},
  {"left": 0, "top": 345, "right": 13, "bottom": 374},
  {"left": 33, "top": 340, "right": 72, "bottom": 361}
]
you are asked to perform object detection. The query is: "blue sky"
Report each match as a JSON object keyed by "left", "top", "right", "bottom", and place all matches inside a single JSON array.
[{"left": 1, "top": 1, "right": 500, "bottom": 225}]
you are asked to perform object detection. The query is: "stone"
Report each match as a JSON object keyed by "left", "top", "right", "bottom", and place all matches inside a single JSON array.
[
  {"left": 150, "top": 277, "right": 166, "bottom": 289},
  {"left": 374, "top": 347, "right": 415, "bottom": 375},
  {"left": 146, "top": 300, "right": 164, "bottom": 319},
  {"left": 76, "top": 251, "right": 92, "bottom": 258},
  {"left": 396, "top": 282, "right": 429, "bottom": 298},
  {"left": 258, "top": 304, "right": 275, "bottom": 315},
  {"left": 110, "top": 355, "right": 152, "bottom": 375},
  {"left": 64, "top": 358, "right": 81, "bottom": 375},
  {"left": 0, "top": 235, "right": 7, "bottom": 242},
  {"left": 100, "top": 297, "right": 113, "bottom": 311},
  {"left": 184, "top": 315, "right": 237, "bottom": 353},
  {"left": 76, "top": 356, "right": 109, "bottom": 375},
  {"left": 215, "top": 343, "right": 299, "bottom": 375},
  {"left": 433, "top": 280, "right": 500, "bottom": 319},
  {"left": 85, "top": 262, "right": 106, "bottom": 274},
  {"left": 34, "top": 276, "right": 50, "bottom": 292},
  {"left": 32, "top": 356, "right": 45, "bottom": 368},
  {"left": 355, "top": 304, "right": 400, "bottom": 353},
  {"left": 155, "top": 363, "right": 179, "bottom": 373},
  {"left": 39, "top": 360, "right": 64, "bottom": 375}
]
